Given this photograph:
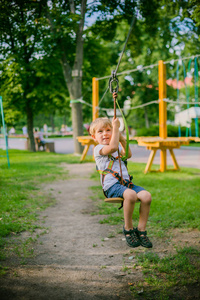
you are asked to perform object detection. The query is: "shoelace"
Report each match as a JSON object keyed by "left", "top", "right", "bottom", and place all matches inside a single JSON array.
[{"left": 129, "top": 230, "right": 139, "bottom": 242}]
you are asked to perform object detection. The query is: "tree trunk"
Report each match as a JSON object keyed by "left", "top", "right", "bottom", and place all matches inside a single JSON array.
[
  {"left": 61, "top": 60, "right": 84, "bottom": 154},
  {"left": 48, "top": 0, "right": 86, "bottom": 154},
  {"left": 67, "top": 77, "right": 84, "bottom": 154},
  {"left": 59, "top": 0, "right": 86, "bottom": 154},
  {"left": 26, "top": 101, "right": 36, "bottom": 152}
]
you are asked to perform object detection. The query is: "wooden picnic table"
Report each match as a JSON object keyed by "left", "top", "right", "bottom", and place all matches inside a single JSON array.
[
  {"left": 131, "top": 136, "right": 190, "bottom": 173},
  {"left": 77, "top": 135, "right": 193, "bottom": 173},
  {"left": 77, "top": 136, "right": 97, "bottom": 161}
]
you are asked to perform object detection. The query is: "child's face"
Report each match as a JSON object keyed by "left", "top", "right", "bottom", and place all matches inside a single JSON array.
[{"left": 92, "top": 123, "right": 112, "bottom": 145}]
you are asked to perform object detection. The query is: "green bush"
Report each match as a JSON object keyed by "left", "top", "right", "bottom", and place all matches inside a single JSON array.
[
  {"left": 136, "top": 125, "right": 159, "bottom": 136},
  {"left": 136, "top": 124, "right": 200, "bottom": 137}
]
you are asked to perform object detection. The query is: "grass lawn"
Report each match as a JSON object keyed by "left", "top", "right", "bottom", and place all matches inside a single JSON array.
[
  {"left": 183, "top": 142, "right": 200, "bottom": 147},
  {"left": 0, "top": 149, "right": 199, "bottom": 298}
]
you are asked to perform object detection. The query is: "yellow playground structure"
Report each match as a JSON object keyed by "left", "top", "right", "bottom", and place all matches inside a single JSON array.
[{"left": 77, "top": 59, "right": 199, "bottom": 173}]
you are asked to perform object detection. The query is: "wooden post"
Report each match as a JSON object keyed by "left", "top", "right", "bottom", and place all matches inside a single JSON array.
[
  {"left": 92, "top": 77, "right": 99, "bottom": 121},
  {"left": 158, "top": 60, "right": 167, "bottom": 172},
  {"left": 159, "top": 60, "right": 167, "bottom": 138}
]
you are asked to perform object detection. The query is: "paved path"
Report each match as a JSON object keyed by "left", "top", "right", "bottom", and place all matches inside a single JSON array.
[
  {"left": 129, "top": 145, "right": 200, "bottom": 169},
  {"left": 1, "top": 137, "right": 200, "bottom": 169}
]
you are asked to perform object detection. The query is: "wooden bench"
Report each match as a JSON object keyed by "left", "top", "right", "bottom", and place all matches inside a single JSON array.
[
  {"left": 45, "top": 142, "right": 55, "bottom": 152},
  {"left": 26, "top": 138, "right": 55, "bottom": 152}
]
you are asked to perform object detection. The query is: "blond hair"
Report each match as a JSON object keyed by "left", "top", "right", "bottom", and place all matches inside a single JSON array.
[{"left": 89, "top": 117, "right": 112, "bottom": 135}]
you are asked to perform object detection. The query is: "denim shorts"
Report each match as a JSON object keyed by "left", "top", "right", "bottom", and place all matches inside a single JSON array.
[{"left": 104, "top": 180, "right": 145, "bottom": 198}]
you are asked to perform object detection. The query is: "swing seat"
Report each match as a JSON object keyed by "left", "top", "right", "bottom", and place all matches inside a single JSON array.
[
  {"left": 104, "top": 197, "right": 124, "bottom": 203},
  {"left": 104, "top": 197, "right": 140, "bottom": 203}
]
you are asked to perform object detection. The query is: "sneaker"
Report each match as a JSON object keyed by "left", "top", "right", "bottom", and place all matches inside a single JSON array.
[
  {"left": 136, "top": 228, "right": 153, "bottom": 248},
  {"left": 123, "top": 226, "right": 141, "bottom": 248}
]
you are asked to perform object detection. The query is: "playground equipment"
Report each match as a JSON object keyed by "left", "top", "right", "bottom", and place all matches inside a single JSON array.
[
  {"left": 175, "top": 56, "right": 199, "bottom": 138},
  {"left": 175, "top": 107, "right": 200, "bottom": 129},
  {"left": 78, "top": 52, "right": 200, "bottom": 208},
  {"left": 77, "top": 7, "right": 199, "bottom": 206},
  {"left": 77, "top": 57, "right": 200, "bottom": 173},
  {"left": 76, "top": 135, "right": 97, "bottom": 161},
  {"left": 0, "top": 96, "right": 10, "bottom": 168},
  {"left": 92, "top": 60, "right": 188, "bottom": 173},
  {"left": 134, "top": 60, "right": 190, "bottom": 173}
]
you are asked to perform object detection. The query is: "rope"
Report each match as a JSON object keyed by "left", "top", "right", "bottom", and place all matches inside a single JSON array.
[
  {"left": 109, "top": 12, "right": 138, "bottom": 165},
  {"left": 182, "top": 60, "right": 191, "bottom": 137},
  {"left": 70, "top": 97, "right": 200, "bottom": 112},
  {"left": 97, "top": 63, "right": 158, "bottom": 81},
  {"left": 194, "top": 57, "right": 199, "bottom": 137},
  {"left": 98, "top": 86, "right": 109, "bottom": 106},
  {"left": 176, "top": 59, "right": 181, "bottom": 137},
  {"left": 187, "top": 58, "right": 193, "bottom": 136},
  {"left": 112, "top": 92, "right": 124, "bottom": 182},
  {"left": 163, "top": 99, "right": 200, "bottom": 105},
  {"left": 97, "top": 98, "right": 160, "bottom": 112},
  {"left": 97, "top": 12, "right": 138, "bottom": 105},
  {"left": 164, "top": 54, "right": 200, "bottom": 65},
  {"left": 97, "top": 54, "right": 200, "bottom": 81},
  {"left": 116, "top": 98, "right": 129, "bottom": 160},
  {"left": 114, "top": 12, "right": 138, "bottom": 75},
  {"left": 70, "top": 98, "right": 93, "bottom": 107},
  {"left": 127, "top": 99, "right": 159, "bottom": 110}
]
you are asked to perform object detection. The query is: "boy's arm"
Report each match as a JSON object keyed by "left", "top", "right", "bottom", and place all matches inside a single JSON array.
[
  {"left": 100, "top": 118, "right": 120, "bottom": 156},
  {"left": 119, "top": 133, "right": 132, "bottom": 158}
]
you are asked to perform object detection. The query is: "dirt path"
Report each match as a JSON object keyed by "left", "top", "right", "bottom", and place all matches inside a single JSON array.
[
  {"left": 0, "top": 163, "right": 199, "bottom": 299},
  {"left": 1, "top": 163, "right": 141, "bottom": 299}
]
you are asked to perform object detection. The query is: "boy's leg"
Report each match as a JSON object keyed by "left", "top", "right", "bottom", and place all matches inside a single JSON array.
[
  {"left": 137, "top": 190, "right": 152, "bottom": 231},
  {"left": 123, "top": 188, "right": 138, "bottom": 230},
  {"left": 136, "top": 190, "right": 152, "bottom": 248},
  {"left": 122, "top": 188, "right": 141, "bottom": 248},
  {"left": 122, "top": 188, "right": 152, "bottom": 248}
]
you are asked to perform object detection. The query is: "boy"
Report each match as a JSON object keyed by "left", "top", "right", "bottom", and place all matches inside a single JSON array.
[{"left": 90, "top": 116, "right": 152, "bottom": 248}]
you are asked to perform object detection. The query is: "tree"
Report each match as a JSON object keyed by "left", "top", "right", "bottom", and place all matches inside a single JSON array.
[
  {"left": 96, "top": 0, "right": 200, "bottom": 130},
  {"left": 0, "top": 0, "right": 49, "bottom": 151},
  {"left": 43, "top": 0, "right": 139, "bottom": 153},
  {"left": 0, "top": 0, "right": 70, "bottom": 150},
  {"left": 2, "top": 0, "right": 198, "bottom": 151},
  {"left": 0, "top": 0, "right": 139, "bottom": 153}
]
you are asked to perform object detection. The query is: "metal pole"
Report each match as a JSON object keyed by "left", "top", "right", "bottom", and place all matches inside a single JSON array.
[{"left": 0, "top": 96, "right": 10, "bottom": 168}]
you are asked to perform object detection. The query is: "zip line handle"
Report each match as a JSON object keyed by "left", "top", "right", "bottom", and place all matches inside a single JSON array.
[
  {"left": 109, "top": 70, "right": 119, "bottom": 93},
  {"left": 112, "top": 91, "right": 118, "bottom": 119}
]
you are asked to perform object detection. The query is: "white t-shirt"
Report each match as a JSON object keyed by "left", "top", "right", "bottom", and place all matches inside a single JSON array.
[{"left": 94, "top": 144, "right": 129, "bottom": 191}]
